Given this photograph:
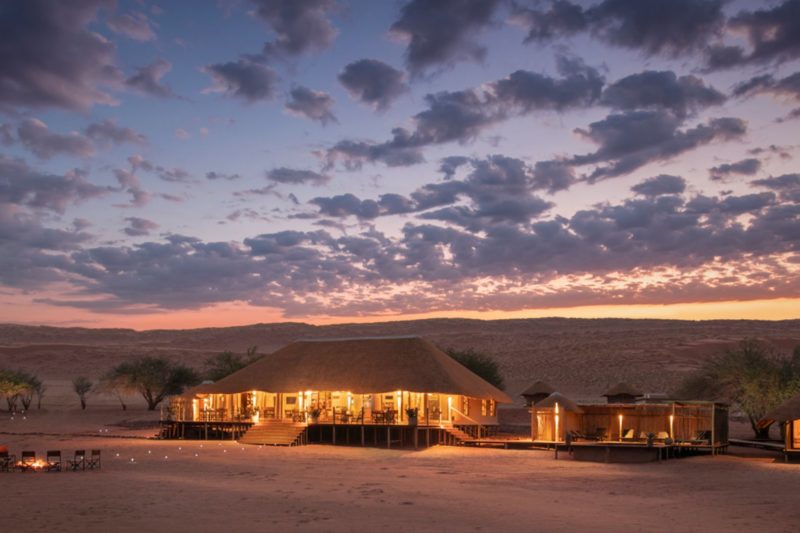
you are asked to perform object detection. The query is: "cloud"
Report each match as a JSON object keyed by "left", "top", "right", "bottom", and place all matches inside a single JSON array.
[
  {"left": 251, "top": 0, "right": 339, "bottom": 58},
  {"left": 203, "top": 59, "right": 278, "bottom": 102},
  {"left": 175, "top": 128, "right": 190, "bottom": 139},
  {"left": 123, "top": 216, "right": 159, "bottom": 237},
  {"left": 17, "top": 118, "right": 95, "bottom": 159},
  {"left": 126, "top": 59, "right": 175, "bottom": 98},
  {"left": 706, "top": 0, "right": 800, "bottom": 69},
  {"left": 731, "top": 72, "right": 800, "bottom": 105},
  {"left": 106, "top": 11, "right": 157, "bottom": 41},
  {"left": 30, "top": 181, "right": 800, "bottom": 316},
  {"left": 631, "top": 174, "right": 686, "bottom": 197},
  {"left": 285, "top": 86, "right": 337, "bottom": 125},
  {"left": 0, "top": 0, "right": 121, "bottom": 111},
  {"left": 85, "top": 119, "right": 147, "bottom": 146},
  {"left": 338, "top": 59, "right": 409, "bottom": 110},
  {"left": 390, "top": 0, "right": 501, "bottom": 77},
  {"left": 323, "top": 57, "right": 604, "bottom": 168},
  {"left": 206, "top": 171, "right": 241, "bottom": 181},
  {"left": 0, "top": 155, "right": 108, "bottom": 213},
  {"left": 571, "top": 112, "right": 747, "bottom": 181},
  {"left": 709, "top": 158, "right": 761, "bottom": 181},
  {"left": 601, "top": 70, "right": 725, "bottom": 117},
  {"left": 751, "top": 173, "right": 800, "bottom": 202},
  {"left": 267, "top": 167, "right": 330, "bottom": 186},
  {"left": 515, "top": 0, "right": 725, "bottom": 57}
]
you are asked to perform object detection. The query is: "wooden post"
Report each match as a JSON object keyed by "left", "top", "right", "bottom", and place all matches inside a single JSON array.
[
  {"left": 361, "top": 425, "right": 365, "bottom": 447},
  {"left": 387, "top": 426, "right": 391, "bottom": 449},
  {"left": 426, "top": 428, "right": 430, "bottom": 448},
  {"left": 711, "top": 403, "right": 716, "bottom": 457},
  {"left": 333, "top": 425, "right": 336, "bottom": 445},
  {"left": 414, "top": 427, "right": 418, "bottom": 450}
]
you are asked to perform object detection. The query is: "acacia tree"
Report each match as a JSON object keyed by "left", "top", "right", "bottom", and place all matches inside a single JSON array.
[
  {"left": 678, "top": 339, "right": 800, "bottom": 439},
  {"left": 72, "top": 376, "right": 93, "bottom": 410},
  {"left": 98, "top": 370, "right": 129, "bottom": 411},
  {"left": 0, "top": 369, "right": 42, "bottom": 412},
  {"left": 110, "top": 356, "right": 199, "bottom": 410},
  {"left": 203, "top": 346, "right": 259, "bottom": 382},
  {"left": 446, "top": 348, "right": 505, "bottom": 390}
]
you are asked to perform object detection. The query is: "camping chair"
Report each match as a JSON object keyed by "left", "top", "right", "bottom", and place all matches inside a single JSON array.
[
  {"left": 18, "top": 451, "right": 37, "bottom": 472},
  {"left": 45, "top": 450, "right": 62, "bottom": 472},
  {"left": 67, "top": 450, "right": 86, "bottom": 471},
  {"left": 0, "top": 451, "right": 16, "bottom": 472},
  {"left": 87, "top": 450, "right": 101, "bottom": 470}
]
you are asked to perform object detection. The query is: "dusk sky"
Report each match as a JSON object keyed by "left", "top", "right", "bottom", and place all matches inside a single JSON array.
[{"left": 1, "top": 0, "right": 799, "bottom": 329}]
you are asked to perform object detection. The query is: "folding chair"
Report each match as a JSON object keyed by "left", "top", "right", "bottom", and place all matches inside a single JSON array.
[
  {"left": 87, "top": 449, "right": 101, "bottom": 470},
  {"left": 0, "top": 451, "right": 16, "bottom": 472},
  {"left": 67, "top": 450, "right": 86, "bottom": 471},
  {"left": 18, "top": 451, "right": 36, "bottom": 472},
  {"left": 45, "top": 450, "right": 62, "bottom": 472}
]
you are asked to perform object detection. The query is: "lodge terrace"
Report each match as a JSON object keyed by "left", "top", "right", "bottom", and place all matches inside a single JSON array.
[{"left": 162, "top": 336, "right": 513, "bottom": 448}]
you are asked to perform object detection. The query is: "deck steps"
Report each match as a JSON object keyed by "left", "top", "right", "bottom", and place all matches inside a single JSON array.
[
  {"left": 443, "top": 426, "right": 476, "bottom": 445},
  {"left": 239, "top": 420, "right": 308, "bottom": 446}
]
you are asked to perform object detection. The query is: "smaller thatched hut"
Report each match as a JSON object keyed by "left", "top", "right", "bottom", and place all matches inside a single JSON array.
[
  {"left": 602, "top": 382, "right": 642, "bottom": 404},
  {"left": 530, "top": 392, "right": 583, "bottom": 442},
  {"left": 520, "top": 381, "right": 556, "bottom": 407},
  {"left": 764, "top": 395, "right": 800, "bottom": 459}
]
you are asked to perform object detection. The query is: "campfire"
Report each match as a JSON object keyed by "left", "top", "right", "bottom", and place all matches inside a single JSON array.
[{"left": 18, "top": 459, "right": 48, "bottom": 471}]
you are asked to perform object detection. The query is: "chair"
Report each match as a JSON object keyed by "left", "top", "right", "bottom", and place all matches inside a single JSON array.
[
  {"left": 0, "top": 451, "right": 16, "bottom": 472},
  {"left": 18, "top": 451, "right": 36, "bottom": 472},
  {"left": 656, "top": 431, "right": 670, "bottom": 440},
  {"left": 595, "top": 427, "right": 608, "bottom": 440},
  {"left": 67, "top": 450, "right": 86, "bottom": 471},
  {"left": 45, "top": 451, "right": 62, "bottom": 472},
  {"left": 372, "top": 410, "right": 385, "bottom": 424},
  {"left": 87, "top": 450, "right": 101, "bottom": 470},
  {"left": 622, "top": 428, "right": 635, "bottom": 440}
]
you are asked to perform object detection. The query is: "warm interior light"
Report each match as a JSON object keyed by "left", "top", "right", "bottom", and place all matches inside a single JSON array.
[
  {"left": 669, "top": 414, "right": 674, "bottom": 438},
  {"left": 618, "top": 414, "right": 624, "bottom": 442},
  {"left": 554, "top": 402, "right": 560, "bottom": 443}
]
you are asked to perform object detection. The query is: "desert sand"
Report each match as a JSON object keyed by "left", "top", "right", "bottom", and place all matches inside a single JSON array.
[{"left": 3, "top": 408, "right": 800, "bottom": 533}]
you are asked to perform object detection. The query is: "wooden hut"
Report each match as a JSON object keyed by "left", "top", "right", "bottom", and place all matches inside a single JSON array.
[
  {"left": 168, "top": 336, "right": 512, "bottom": 445},
  {"left": 763, "top": 395, "right": 800, "bottom": 461},
  {"left": 530, "top": 392, "right": 583, "bottom": 442},
  {"left": 602, "top": 382, "right": 642, "bottom": 404},
  {"left": 520, "top": 381, "right": 556, "bottom": 407}
]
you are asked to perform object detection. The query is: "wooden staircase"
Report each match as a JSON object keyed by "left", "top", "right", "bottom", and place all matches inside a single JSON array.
[
  {"left": 239, "top": 420, "right": 308, "bottom": 446},
  {"left": 442, "top": 425, "right": 477, "bottom": 445}
]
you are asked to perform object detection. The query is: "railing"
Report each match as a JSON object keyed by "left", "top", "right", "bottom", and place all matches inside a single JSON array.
[{"left": 449, "top": 406, "right": 485, "bottom": 439}]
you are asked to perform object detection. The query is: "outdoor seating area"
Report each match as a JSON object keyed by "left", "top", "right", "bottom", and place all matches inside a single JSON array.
[
  {"left": 0, "top": 448, "right": 101, "bottom": 472},
  {"left": 523, "top": 382, "right": 729, "bottom": 462}
]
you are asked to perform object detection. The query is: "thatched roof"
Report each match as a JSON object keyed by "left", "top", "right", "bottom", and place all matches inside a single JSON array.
[
  {"left": 532, "top": 392, "right": 584, "bottom": 413},
  {"left": 603, "top": 382, "right": 643, "bottom": 397},
  {"left": 520, "top": 381, "right": 555, "bottom": 397},
  {"left": 764, "top": 394, "right": 800, "bottom": 423},
  {"left": 180, "top": 381, "right": 217, "bottom": 398},
  {"left": 198, "top": 336, "right": 512, "bottom": 403}
]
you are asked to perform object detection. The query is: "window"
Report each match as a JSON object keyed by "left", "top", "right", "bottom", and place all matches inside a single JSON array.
[
  {"left": 481, "top": 399, "right": 496, "bottom": 417},
  {"left": 461, "top": 396, "right": 469, "bottom": 416}
]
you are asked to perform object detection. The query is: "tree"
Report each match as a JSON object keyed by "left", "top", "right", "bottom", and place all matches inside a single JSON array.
[
  {"left": 109, "top": 356, "right": 200, "bottom": 410},
  {"left": 33, "top": 379, "right": 46, "bottom": 410},
  {"left": 0, "top": 369, "right": 42, "bottom": 412},
  {"left": 203, "top": 346, "right": 260, "bottom": 382},
  {"left": 678, "top": 339, "right": 800, "bottom": 439},
  {"left": 72, "top": 376, "right": 93, "bottom": 410},
  {"left": 446, "top": 348, "right": 505, "bottom": 390},
  {"left": 98, "top": 370, "right": 129, "bottom": 411}
]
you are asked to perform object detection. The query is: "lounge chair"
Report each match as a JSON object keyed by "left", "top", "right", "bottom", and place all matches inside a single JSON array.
[
  {"left": 87, "top": 450, "right": 101, "bottom": 470},
  {"left": 45, "top": 451, "right": 62, "bottom": 472},
  {"left": 656, "top": 431, "right": 669, "bottom": 440},
  {"left": 67, "top": 450, "right": 86, "bottom": 471},
  {"left": 18, "top": 451, "right": 36, "bottom": 472},
  {"left": 0, "top": 451, "right": 16, "bottom": 472},
  {"left": 621, "top": 428, "right": 636, "bottom": 440}
]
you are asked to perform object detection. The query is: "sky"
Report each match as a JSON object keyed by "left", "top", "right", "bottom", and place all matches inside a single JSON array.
[{"left": 1, "top": 0, "right": 799, "bottom": 329}]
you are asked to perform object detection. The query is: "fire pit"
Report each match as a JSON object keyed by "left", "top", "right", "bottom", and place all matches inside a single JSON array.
[{"left": 17, "top": 459, "right": 47, "bottom": 472}]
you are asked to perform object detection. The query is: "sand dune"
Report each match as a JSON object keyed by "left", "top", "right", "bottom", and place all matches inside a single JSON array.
[{"left": 2, "top": 318, "right": 799, "bottom": 403}]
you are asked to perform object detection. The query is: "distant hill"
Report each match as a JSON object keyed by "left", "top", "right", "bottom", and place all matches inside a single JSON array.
[{"left": 1, "top": 318, "right": 799, "bottom": 402}]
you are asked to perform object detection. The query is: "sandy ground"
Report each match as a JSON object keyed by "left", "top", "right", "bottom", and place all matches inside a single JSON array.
[{"left": 2, "top": 410, "right": 799, "bottom": 533}]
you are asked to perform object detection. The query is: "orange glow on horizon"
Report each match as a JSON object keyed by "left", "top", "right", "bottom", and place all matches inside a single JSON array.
[{"left": 0, "top": 294, "right": 798, "bottom": 330}]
